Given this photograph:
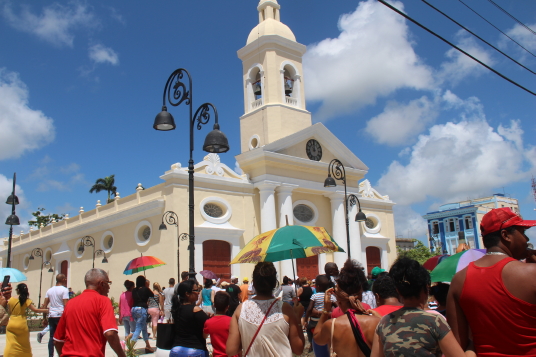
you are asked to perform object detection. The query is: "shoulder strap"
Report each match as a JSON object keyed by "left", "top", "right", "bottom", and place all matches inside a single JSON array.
[
  {"left": 244, "top": 298, "right": 279, "bottom": 356},
  {"left": 330, "top": 318, "right": 335, "bottom": 356},
  {"left": 346, "top": 311, "right": 371, "bottom": 357}
]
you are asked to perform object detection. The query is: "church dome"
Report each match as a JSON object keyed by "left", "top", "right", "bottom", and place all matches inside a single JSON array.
[
  {"left": 246, "top": 0, "right": 296, "bottom": 45},
  {"left": 246, "top": 18, "right": 296, "bottom": 45}
]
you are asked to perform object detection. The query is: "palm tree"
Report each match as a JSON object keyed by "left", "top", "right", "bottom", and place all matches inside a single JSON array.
[{"left": 89, "top": 175, "right": 117, "bottom": 203}]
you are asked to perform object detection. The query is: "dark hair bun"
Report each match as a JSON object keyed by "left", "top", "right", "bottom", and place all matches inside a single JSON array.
[
  {"left": 389, "top": 257, "right": 430, "bottom": 299},
  {"left": 336, "top": 259, "right": 367, "bottom": 296},
  {"left": 252, "top": 262, "right": 278, "bottom": 296}
]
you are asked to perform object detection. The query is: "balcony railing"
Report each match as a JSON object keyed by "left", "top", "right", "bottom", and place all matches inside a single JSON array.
[
  {"left": 285, "top": 97, "right": 297, "bottom": 106},
  {"left": 251, "top": 98, "right": 263, "bottom": 110}
]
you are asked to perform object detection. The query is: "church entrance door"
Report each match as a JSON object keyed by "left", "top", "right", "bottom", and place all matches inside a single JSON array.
[
  {"left": 296, "top": 255, "right": 318, "bottom": 281},
  {"left": 203, "top": 240, "right": 231, "bottom": 281},
  {"left": 365, "top": 246, "right": 381, "bottom": 274}
]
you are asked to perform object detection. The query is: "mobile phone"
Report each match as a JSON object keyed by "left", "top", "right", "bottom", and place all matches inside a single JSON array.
[{"left": 1, "top": 275, "right": 10, "bottom": 290}]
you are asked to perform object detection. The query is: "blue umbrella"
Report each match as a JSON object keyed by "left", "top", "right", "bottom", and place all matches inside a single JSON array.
[{"left": 0, "top": 267, "right": 27, "bottom": 283}]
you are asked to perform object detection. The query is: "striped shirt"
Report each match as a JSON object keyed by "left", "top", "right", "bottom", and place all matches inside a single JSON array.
[{"left": 310, "top": 292, "right": 337, "bottom": 321}]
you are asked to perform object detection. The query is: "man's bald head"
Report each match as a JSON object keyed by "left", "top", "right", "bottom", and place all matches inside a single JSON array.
[
  {"left": 325, "top": 262, "right": 339, "bottom": 277},
  {"left": 56, "top": 274, "right": 66, "bottom": 283},
  {"left": 84, "top": 269, "right": 108, "bottom": 287}
]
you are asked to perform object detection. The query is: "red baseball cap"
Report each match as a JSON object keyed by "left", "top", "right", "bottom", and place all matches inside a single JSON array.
[{"left": 480, "top": 207, "right": 536, "bottom": 236}]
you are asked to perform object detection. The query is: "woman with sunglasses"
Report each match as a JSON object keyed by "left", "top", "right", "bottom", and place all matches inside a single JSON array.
[{"left": 170, "top": 280, "right": 209, "bottom": 357}]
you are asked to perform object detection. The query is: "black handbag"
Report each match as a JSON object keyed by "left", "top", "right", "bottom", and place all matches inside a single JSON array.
[{"left": 156, "top": 323, "right": 175, "bottom": 350}]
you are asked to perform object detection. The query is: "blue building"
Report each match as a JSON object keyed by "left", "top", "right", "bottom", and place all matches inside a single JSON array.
[{"left": 422, "top": 194, "right": 520, "bottom": 255}]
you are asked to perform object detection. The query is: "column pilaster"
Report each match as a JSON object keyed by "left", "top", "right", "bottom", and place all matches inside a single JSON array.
[
  {"left": 325, "top": 191, "right": 347, "bottom": 269},
  {"left": 254, "top": 180, "right": 281, "bottom": 275},
  {"left": 277, "top": 183, "right": 299, "bottom": 278}
]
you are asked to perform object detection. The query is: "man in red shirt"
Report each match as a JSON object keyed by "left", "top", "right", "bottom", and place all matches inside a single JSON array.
[
  {"left": 448, "top": 207, "right": 536, "bottom": 356},
  {"left": 54, "top": 268, "right": 126, "bottom": 357},
  {"left": 203, "top": 291, "right": 237, "bottom": 357}
]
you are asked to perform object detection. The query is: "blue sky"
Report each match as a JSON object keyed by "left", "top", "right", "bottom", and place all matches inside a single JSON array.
[{"left": 0, "top": 0, "right": 535, "bottom": 244}]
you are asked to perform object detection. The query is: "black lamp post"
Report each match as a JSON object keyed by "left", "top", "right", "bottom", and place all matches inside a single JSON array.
[
  {"left": 153, "top": 69, "right": 230, "bottom": 281},
  {"left": 29, "top": 248, "right": 45, "bottom": 307},
  {"left": 324, "top": 159, "right": 367, "bottom": 259},
  {"left": 159, "top": 211, "right": 190, "bottom": 279},
  {"left": 5, "top": 173, "right": 20, "bottom": 268},
  {"left": 44, "top": 261, "right": 53, "bottom": 273},
  {"left": 78, "top": 236, "right": 97, "bottom": 268},
  {"left": 94, "top": 249, "right": 108, "bottom": 264}
]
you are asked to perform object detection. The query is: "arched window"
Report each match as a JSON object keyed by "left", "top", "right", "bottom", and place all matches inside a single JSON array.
[
  {"left": 247, "top": 65, "right": 264, "bottom": 111},
  {"left": 203, "top": 240, "right": 231, "bottom": 281},
  {"left": 296, "top": 255, "right": 318, "bottom": 281},
  {"left": 365, "top": 246, "right": 381, "bottom": 275}
]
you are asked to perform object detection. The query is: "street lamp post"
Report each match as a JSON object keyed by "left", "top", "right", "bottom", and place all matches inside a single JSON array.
[
  {"left": 29, "top": 248, "right": 44, "bottom": 308},
  {"left": 78, "top": 236, "right": 97, "bottom": 268},
  {"left": 153, "top": 68, "right": 230, "bottom": 281},
  {"left": 159, "top": 211, "right": 190, "bottom": 279},
  {"left": 4, "top": 173, "right": 20, "bottom": 268},
  {"left": 94, "top": 250, "right": 108, "bottom": 264},
  {"left": 324, "top": 159, "right": 367, "bottom": 259}
]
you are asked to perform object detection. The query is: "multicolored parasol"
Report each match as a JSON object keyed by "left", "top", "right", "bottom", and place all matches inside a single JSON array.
[
  {"left": 230, "top": 225, "right": 344, "bottom": 265},
  {"left": 431, "top": 249, "right": 486, "bottom": 283},
  {"left": 123, "top": 256, "right": 166, "bottom": 275},
  {"left": 423, "top": 255, "right": 449, "bottom": 271}
]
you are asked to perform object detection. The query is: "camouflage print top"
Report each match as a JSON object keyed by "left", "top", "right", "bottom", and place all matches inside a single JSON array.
[{"left": 376, "top": 307, "right": 451, "bottom": 357}]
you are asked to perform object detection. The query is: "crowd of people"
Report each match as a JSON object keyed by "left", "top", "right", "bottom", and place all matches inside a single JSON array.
[{"left": 1, "top": 207, "right": 536, "bottom": 356}]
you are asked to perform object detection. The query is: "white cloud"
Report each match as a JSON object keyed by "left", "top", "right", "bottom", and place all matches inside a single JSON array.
[
  {"left": 0, "top": 69, "right": 55, "bottom": 160},
  {"left": 393, "top": 205, "right": 429, "bottom": 239},
  {"left": 1, "top": 1, "right": 96, "bottom": 47},
  {"left": 88, "top": 44, "right": 119, "bottom": 65},
  {"left": 377, "top": 96, "right": 534, "bottom": 206},
  {"left": 499, "top": 23, "right": 536, "bottom": 61},
  {"left": 303, "top": 0, "right": 434, "bottom": 121},
  {"left": 365, "top": 95, "right": 438, "bottom": 146},
  {"left": 438, "top": 31, "right": 494, "bottom": 86}
]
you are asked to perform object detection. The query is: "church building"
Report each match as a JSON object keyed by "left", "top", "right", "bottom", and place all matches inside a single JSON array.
[{"left": 2, "top": 0, "right": 396, "bottom": 299}]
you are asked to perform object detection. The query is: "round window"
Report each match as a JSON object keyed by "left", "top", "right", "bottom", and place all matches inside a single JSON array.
[
  {"left": 141, "top": 227, "right": 151, "bottom": 241},
  {"left": 293, "top": 204, "right": 314, "bottom": 223},
  {"left": 105, "top": 236, "right": 114, "bottom": 249},
  {"left": 204, "top": 203, "right": 223, "bottom": 218},
  {"left": 365, "top": 218, "right": 376, "bottom": 229}
]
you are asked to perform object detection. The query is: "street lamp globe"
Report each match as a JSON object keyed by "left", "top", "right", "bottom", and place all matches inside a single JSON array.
[
  {"left": 153, "top": 106, "right": 176, "bottom": 131},
  {"left": 6, "top": 193, "right": 19, "bottom": 205},
  {"left": 159, "top": 222, "right": 167, "bottom": 231},
  {"left": 355, "top": 210, "right": 367, "bottom": 222},
  {"left": 203, "top": 123, "right": 230, "bottom": 153},
  {"left": 324, "top": 175, "right": 336, "bottom": 188},
  {"left": 5, "top": 214, "right": 20, "bottom": 226}
]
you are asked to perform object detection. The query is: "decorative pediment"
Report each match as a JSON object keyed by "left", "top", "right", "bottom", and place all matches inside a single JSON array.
[
  {"left": 253, "top": 123, "right": 368, "bottom": 171},
  {"left": 168, "top": 154, "right": 248, "bottom": 180},
  {"left": 359, "top": 179, "right": 389, "bottom": 201}
]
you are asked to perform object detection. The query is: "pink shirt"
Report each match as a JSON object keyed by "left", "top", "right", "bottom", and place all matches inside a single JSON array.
[{"left": 119, "top": 291, "right": 133, "bottom": 319}]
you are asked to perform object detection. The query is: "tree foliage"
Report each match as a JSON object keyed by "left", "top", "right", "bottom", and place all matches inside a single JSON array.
[
  {"left": 28, "top": 207, "right": 66, "bottom": 228},
  {"left": 89, "top": 175, "right": 117, "bottom": 203},
  {"left": 397, "top": 239, "right": 441, "bottom": 265}
]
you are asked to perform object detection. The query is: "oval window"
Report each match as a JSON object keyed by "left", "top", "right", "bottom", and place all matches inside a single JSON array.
[
  {"left": 203, "top": 203, "right": 224, "bottom": 218},
  {"left": 293, "top": 204, "right": 314, "bottom": 223}
]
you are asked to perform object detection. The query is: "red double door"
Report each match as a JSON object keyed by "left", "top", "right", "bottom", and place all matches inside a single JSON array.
[{"left": 203, "top": 240, "right": 231, "bottom": 281}]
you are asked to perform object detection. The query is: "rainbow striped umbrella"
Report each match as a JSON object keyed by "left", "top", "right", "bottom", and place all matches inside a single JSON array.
[
  {"left": 431, "top": 249, "right": 486, "bottom": 283},
  {"left": 123, "top": 256, "right": 166, "bottom": 275}
]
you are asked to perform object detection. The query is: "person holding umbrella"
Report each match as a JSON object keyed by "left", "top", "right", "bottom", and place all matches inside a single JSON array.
[{"left": 127, "top": 275, "right": 154, "bottom": 353}]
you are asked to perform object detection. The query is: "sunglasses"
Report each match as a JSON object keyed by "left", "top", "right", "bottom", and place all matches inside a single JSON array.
[
  {"left": 101, "top": 280, "right": 112, "bottom": 285},
  {"left": 191, "top": 289, "right": 200, "bottom": 293}
]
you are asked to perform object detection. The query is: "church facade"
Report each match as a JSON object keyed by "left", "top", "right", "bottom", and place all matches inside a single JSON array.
[{"left": 2, "top": 0, "right": 396, "bottom": 300}]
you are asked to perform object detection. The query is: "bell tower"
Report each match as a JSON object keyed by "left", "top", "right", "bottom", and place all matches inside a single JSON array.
[{"left": 237, "top": 0, "right": 312, "bottom": 153}]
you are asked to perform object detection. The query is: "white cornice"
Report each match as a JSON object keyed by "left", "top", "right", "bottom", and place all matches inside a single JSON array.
[
  {"left": 2, "top": 199, "right": 165, "bottom": 257},
  {"left": 239, "top": 103, "right": 311, "bottom": 119},
  {"left": 423, "top": 207, "right": 478, "bottom": 220},
  {"left": 160, "top": 170, "right": 252, "bottom": 190},
  {"left": 237, "top": 35, "right": 306, "bottom": 59}
]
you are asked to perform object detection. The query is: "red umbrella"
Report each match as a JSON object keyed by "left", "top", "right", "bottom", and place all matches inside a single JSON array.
[
  {"left": 423, "top": 255, "right": 449, "bottom": 271},
  {"left": 199, "top": 270, "right": 218, "bottom": 280}
]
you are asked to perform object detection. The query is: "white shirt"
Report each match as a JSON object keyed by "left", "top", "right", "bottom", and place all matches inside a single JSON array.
[
  {"left": 163, "top": 286, "right": 175, "bottom": 309},
  {"left": 45, "top": 285, "right": 69, "bottom": 317}
]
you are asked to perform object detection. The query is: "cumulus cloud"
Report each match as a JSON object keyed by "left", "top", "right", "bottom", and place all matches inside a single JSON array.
[
  {"left": 88, "top": 44, "right": 119, "bottom": 65},
  {"left": 0, "top": 69, "right": 55, "bottom": 160},
  {"left": 393, "top": 205, "right": 429, "bottom": 239},
  {"left": 1, "top": 1, "right": 96, "bottom": 47},
  {"left": 438, "top": 31, "right": 494, "bottom": 86},
  {"left": 303, "top": 0, "right": 434, "bottom": 121},
  {"left": 365, "top": 96, "right": 439, "bottom": 146},
  {"left": 377, "top": 94, "right": 534, "bottom": 206},
  {"left": 499, "top": 23, "right": 536, "bottom": 61}
]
